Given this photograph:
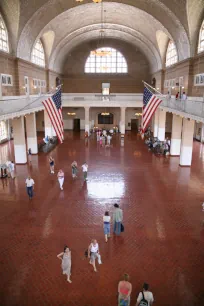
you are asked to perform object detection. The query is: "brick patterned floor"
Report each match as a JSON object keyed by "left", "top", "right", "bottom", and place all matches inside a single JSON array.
[{"left": 0, "top": 131, "right": 204, "bottom": 306}]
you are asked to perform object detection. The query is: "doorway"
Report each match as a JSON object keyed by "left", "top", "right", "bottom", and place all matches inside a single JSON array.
[
  {"left": 73, "top": 119, "right": 80, "bottom": 131},
  {"left": 131, "top": 119, "right": 138, "bottom": 131}
]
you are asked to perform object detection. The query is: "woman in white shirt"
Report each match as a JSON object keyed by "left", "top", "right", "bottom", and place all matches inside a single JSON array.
[
  {"left": 103, "top": 211, "right": 111, "bottom": 242},
  {"left": 136, "top": 283, "right": 154, "bottom": 306},
  {"left": 88, "top": 239, "right": 101, "bottom": 272},
  {"left": 57, "top": 169, "right": 64, "bottom": 190}
]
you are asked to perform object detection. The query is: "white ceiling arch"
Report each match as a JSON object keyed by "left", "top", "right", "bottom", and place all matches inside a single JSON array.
[
  {"left": 49, "top": 24, "right": 162, "bottom": 73},
  {"left": 16, "top": 1, "right": 190, "bottom": 71}
]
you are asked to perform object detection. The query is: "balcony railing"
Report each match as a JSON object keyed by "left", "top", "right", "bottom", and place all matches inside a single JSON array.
[{"left": 160, "top": 96, "right": 204, "bottom": 120}]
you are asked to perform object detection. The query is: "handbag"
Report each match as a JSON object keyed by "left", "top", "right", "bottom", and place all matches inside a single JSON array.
[
  {"left": 97, "top": 254, "right": 102, "bottom": 264},
  {"left": 121, "top": 223, "right": 124, "bottom": 232}
]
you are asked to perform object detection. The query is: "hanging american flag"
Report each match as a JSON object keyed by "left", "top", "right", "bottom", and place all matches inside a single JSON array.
[
  {"left": 142, "top": 86, "right": 163, "bottom": 134},
  {"left": 42, "top": 89, "right": 64, "bottom": 143}
]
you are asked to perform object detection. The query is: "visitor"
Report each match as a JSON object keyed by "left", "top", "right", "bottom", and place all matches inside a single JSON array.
[
  {"left": 49, "top": 156, "right": 55, "bottom": 174},
  {"left": 25, "top": 176, "right": 35, "bottom": 199},
  {"left": 57, "top": 245, "right": 72, "bottom": 283},
  {"left": 10, "top": 161, "right": 15, "bottom": 179},
  {"left": 71, "top": 161, "right": 78, "bottom": 178},
  {"left": 118, "top": 274, "right": 132, "bottom": 306},
  {"left": 113, "top": 203, "right": 123, "bottom": 235},
  {"left": 82, "top": 162, "right": 88, "bottom": 182},
  {"left": 6, "top": 160, "right": 11, "bottom": 178},
  {"left": 28, "top": 148, "right": 32, "bottom": 163},
  {"left": 103, "top": 211, "right": 111, "bottom": 242},
  {"left": 57, "top": 169, "right": 64, "bottom": 190},
  {"left": 136, "top": 283, "right": 154, "bottom": 306},
  {"left": 182, "top": 92, "right": 187, "bottom": 101},
  {"left": 107, "top": 134, "right": 111, "bottom": 146},
  {"left": 88, "top": 239, "right": 102, "bottom": 272},
  {"left": 97, "top": 130, "right": 100, "bottom": 142},
  {"left": 175, "top": 92, "right": 179, "bottom": 100},
  {"left": 99, "top": 135, "right": 103, "bottom": 146}
]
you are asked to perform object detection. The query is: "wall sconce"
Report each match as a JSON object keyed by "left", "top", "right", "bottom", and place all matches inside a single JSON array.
[
  {"left": 101, "top": 112, "right": 110, "bottom": 116},
  {"left": 157, "top": 88, "right": 160, "bottom": 90},
  {"left": 22, "top": 86, "right": 25, "bottom": 89},
  {"left": 135, "top": 113, "right": 142, "bottom": 116},
  {"left": 182, "top": 86, "right": 185, "bottom": 89},
  {"left": 34, "top": 86, "right": 37, "bottom": 89},
  {"left": 67, "top": 112, "right": 76, "bottom": 116},
  {"left": 172, "top": 87, "right": 175, "bottom": 89}
]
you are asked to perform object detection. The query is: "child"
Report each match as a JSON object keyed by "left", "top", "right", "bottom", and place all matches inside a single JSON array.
[{"left": 82, "top": 162, "right": 88, "bottom": 182}]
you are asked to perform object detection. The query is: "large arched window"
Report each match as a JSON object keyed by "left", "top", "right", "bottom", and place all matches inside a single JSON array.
[
  {"left": 0, "top": 14, "right": 9, "bottom": 53},
  {"left": 31, "top": 39, "right": 45, "bottom": 67},
  {"left": 198, "top": 20, "right": 204, "bottom": 53},
  {"left": 85, "top": 47, "right": 128, "bottom": 73},
  {"left": 166, "top": 40, "right": 178, "bottom": 67}
]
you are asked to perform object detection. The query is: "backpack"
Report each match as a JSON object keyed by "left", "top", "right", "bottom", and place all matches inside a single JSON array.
[{"left": 138, "top": 292, "right": 148, "bottom": 306}]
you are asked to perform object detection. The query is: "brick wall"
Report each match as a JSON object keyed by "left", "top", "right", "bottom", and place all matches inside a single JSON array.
[
  {"left": 0, "top": 51, "right": 18, "bottom": 96},
  {"left": 190, "top": 53, "right": 204, "bottom": 97},
  {"left": 62, "top": 39, "right": 150, "bottom": 93}
]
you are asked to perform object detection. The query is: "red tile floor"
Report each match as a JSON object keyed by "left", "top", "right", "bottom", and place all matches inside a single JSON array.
[{"left": 0, "top": 131, "right": 204, "bottom": 306}]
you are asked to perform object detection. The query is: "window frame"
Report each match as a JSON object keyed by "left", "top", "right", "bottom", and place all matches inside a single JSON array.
[
  {"left": 0, "top": 14, "right": 9, "bottom": 53},
  {"left": 165, "top": 40, "right": 178, "bottom": 67},
  {"left": 1, "top": 74, "right": 13, "bottom": 86},
  {"left": 198, "top": 20, "right": 204, "bottom": 54},
  {"left": 85, "top": 47, "right": 128, "bottom": 74},
  {"left": 31, "top": 39, "right": 45, "bottom": 67}
]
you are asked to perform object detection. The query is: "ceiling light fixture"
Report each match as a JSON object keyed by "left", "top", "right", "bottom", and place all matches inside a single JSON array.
[{"left": 101, "top": 112, "right": 110, "bottom": 116}]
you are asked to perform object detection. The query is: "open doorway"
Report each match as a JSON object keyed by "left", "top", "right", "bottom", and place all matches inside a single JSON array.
[
  {"left": 73, "top": 119, "right": 80, "bottom": 131},
  {"left": 131, "top": 119, "right": 138, "bottom": 131}
]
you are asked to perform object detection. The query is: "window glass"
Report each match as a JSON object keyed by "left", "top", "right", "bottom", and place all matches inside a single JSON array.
[
  {"left": 166, "top": 41, "right": 178, "bottom": 67},
  {"left": 0, "top": 15, "right": 9, "bottom": 52},
  {"left": 31, "top": 39, "right": 45, "bottom": 67},
  {"left": 85, "top": 47, "right": 128, "bottom": 73},
  {"left": 198, "top": 20, "right": 204, "bottom": 53}
]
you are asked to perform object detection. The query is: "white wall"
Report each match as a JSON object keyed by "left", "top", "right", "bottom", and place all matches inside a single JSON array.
[{"left": 36, "top": 111, "right": 44, "bottom": 132}]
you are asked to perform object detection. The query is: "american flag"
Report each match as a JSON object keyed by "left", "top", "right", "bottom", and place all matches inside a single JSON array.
[
  {"left": 142, "top": 86, "right": 162, "bottom": 133},
  {"left": 42, "top": 89, "right": 64, "bottom": 143}
]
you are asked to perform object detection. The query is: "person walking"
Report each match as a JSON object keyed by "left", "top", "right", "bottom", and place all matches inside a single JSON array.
[
  {"left": 9, "top": 161, "right": 15, "bottom": 179},
  {"left": 103, "top": 211, "right": 111, "bottom": 242},
  {"left": 82, "top": 162, "right": 88, "bottom": 182},
  {"left": 25, "top": 176, "right": 35, "bottom": 199},
  {"left": 27, "top": 148, "right": 32, "bottom": 163},
  {"left": 57, "top": 245, "right": 72, "bottom": 283},
  {"left": 118, "top": 274, "right": 132, "bottom": 306},
  {"left": 113, "top": 203, "right": 123, "bottom": 235},
  {"left": 57, "top": 169, "right": 64, "bottom": 190},
  {"left": 49, "top": 156, "right": 55, "bottom": 174},
  {"left": 107, "top": 134, "right": 111, "bottom": 146},
  {"left": 88, "top": 239, "right": 102, "bottom": 272},
  {"left": 182, "top": 91, "right": 187, "bottom": 101},
  {"left": 136, "top": 283, "right": 154, "bottom": 306},
  {"left": 71, "top": 161, "right": 78, "bottom": 178},
  {"left": 99, "top": 135, "right": 103, "bottom": 146}
]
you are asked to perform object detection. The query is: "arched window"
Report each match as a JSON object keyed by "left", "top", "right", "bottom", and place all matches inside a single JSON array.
[
  {"left": 0, "top": 14, "right": 9, "bottom": 53},
  {"left": 85, "top": 47, "right": 128, "bottom": 73},
  {"left": 166, "top": 40, "right": 178, "bottom": 67},
  {"left": 31, "top": 39, "right": 45, "bottom": 67},
  {"left": 198, "top": 20, "right": 204, "bottom": 53}
]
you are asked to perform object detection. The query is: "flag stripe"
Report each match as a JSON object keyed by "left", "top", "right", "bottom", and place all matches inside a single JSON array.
[
  {"left": 45, "top": 100, "right": 63, "bottom": 141},
  {"left": 143, "top": 99, "right": 162, "bottom": 130},
  {"left": 143, "top": 98, "right": 161, "bottom": 126},
  {"left": 48, "top": 98, "right": 63, "bottom": 134},
  {"left": 43, "top": 101, "right": 63, "bottom": 143}
]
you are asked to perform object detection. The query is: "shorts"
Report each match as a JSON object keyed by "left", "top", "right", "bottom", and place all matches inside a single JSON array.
[{"left": 103, "top": 223, "right": 110, "bottom": 235}]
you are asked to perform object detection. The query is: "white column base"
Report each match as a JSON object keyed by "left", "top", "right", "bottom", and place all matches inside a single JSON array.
[
  {"left": 120, "top": 124, "right": 125, "bottom": 135},
  {"left": 180, "top": 146, "right": 193, "bottom": 166},
  {"left": 14, "top": 144, "right": 27, "bottom": 164},
  {"left": 158, "top": 127, "right": 165, "bottom": 141},
  {"left": 27, "top": 137, "right": 38, "bottom": 154},
  {"left": 170, "top": 139, "right": 181, "bottom": 156}
]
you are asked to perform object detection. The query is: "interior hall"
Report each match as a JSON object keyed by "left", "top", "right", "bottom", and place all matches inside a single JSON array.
[{"left": 0, "top": 1, "right": 204, "bottom": 306}]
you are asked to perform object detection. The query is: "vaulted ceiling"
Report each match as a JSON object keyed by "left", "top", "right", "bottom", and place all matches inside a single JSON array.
[{"left": 0, "top": 0, "right": 204, "bottom": 73}]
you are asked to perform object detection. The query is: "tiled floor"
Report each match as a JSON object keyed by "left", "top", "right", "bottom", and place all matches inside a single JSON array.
[{"left": 0, "top": 131, "right": 204, "bottom": 306}]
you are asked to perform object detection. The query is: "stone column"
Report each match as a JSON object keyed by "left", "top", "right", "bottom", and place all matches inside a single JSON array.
[
  {"left": 26, "top": 113, "right": 38, "bottom": 154},
  {"left": 180, "top": 118, "right": 195, "bottom": 166},
  {"left": 120, "top": 107, "right": 126, "bottom": 135},
  {"left": 153, "top": 109, "right": 159, "bottom": 137},
  {"left": 157, "top": 109, "right": 166, "bottom": 141},
  {"left": 84, "top": 106, "right": 90, "bottom": 135},
  {"left": 201, "top": 123, "right": 204, "bottom": 143},
  {"left": 13, "top": 116, "right": 27, "bottom": 164},
  {"left": 170, "top": 114, "right": 182, "bottom": 156},
  {"left": 44, "top": 110, "right": 56, "bottom": 137}
]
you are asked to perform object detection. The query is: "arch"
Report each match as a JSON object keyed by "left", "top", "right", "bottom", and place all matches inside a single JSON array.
[
  {"left": 0, "top": 13, "right": 9, "bottom": 52},
  {"left": 165, "top": 40, "right": 178, "bottom": 67},
  {"left": 198, "top": 19, "right": 204, "bottom": 54},
  {"left": 31, "top": 39, "right": 45, "bottom": 67},
  {"left": 85, "top": 47, "right": 127, "bottom": 74}
]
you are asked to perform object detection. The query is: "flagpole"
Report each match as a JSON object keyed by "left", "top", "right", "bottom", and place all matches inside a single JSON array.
[{"left": 142, "top": 80, "right": 166, "bottom": 97}]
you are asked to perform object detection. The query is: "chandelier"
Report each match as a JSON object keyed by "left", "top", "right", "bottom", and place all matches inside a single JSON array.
[{"left": 76, "top": 0, "right": 111, "bottom": 57}]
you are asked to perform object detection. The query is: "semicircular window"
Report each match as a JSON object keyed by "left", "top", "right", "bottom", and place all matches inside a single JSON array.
[
  {"left": 198, "top": 20, "right": 204, "bottom": 54},
  {"left": 0, "top": 14, "right": 9, "bottom": 53},
  {"left": 31, "top": 39, "right": 45, "bottom": 67},
  {"left": 85, "top": 47, "right": 128, "bottom": 74},
  {"left": 166, "top": 40, "right": 178, "bottom": 67}
]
